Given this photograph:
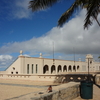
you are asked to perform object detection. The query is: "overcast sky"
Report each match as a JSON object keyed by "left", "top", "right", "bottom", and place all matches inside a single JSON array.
[{"left": 0, "top": 0, "right": 100, "bottom": 71}]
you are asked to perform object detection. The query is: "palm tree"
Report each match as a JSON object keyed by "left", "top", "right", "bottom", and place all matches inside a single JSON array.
[
  {"left": 98, "top": 56, "right": 100, "bottom": 62},
  {"left": 29, "top": 0, "right": 100, "bottom": 29}
]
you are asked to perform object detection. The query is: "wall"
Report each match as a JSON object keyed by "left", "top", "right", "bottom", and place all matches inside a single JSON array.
[
  {"left": 10, "top": 82, "right": 80, "bottom": 100},
  {"left": 3, "top": 54, "right": 100, "bottom": 76},
  {"left": 95, "top": 74, "right": 100, "bottom": 85},
  {"left": 0, "top": 74, "right": 56, "bottom": 81},
  {"left": 6, "top": 58, "right": 21, "bottom": 74},
  {"left": 0, "top": 74, "right": 100, "bottom": 84}
]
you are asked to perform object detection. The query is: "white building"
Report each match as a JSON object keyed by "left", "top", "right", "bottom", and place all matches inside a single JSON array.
[{"left": 0, "top": 50, "right": 100, "bottom": 82}]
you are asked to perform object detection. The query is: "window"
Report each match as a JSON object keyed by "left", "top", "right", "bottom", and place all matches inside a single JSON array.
[
  {"left": 16, "top": 72, "right": 18, "bottom": 74},
  {"left": 32, "top": 64, "right": 34, "bottom": 74},
  {"left": 36, "top": 64, "right": 38, "bottom": 73},
  {"left": 90, "top": 60, "right": 92, "bottom": 64},
  {"left": 13, "top": 67, "right": 15, "bottom": 70},
  {"left": 27, "top": 64, "right": 29, "bottom": 74}
]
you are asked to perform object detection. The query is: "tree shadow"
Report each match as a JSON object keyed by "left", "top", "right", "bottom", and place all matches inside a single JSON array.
[{"left": 53, "top": 74, "right": 100, "bottom": 88}]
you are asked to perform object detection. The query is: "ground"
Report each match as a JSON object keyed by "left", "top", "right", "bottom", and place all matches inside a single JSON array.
[{"left": 0, "top": 79, "right": 100, "bottom": 100}]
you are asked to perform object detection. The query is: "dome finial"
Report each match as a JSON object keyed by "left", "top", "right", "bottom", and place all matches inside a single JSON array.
[
  {"left": 39, "top": 53, "right": 42, "bottom": 58},
  {"left": 20, "top": 50, "right": 23, "bottom": 55}
]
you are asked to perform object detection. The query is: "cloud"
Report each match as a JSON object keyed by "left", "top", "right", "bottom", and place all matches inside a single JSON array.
[
  {"left": 0, "top": 0, "right": 32, "bottom": 19},
  {"left": 0, "top": 55, "right": 12, "bottom": 61},
  {"left": 0, "top": 10, "right": 100, "bottom": 59},
  {"left": 1, "top": 2, "right": 100, "bottom": 70},
  {"left": 12, "top": 0, "right": 32, "bottom": 19},
  {"left": 0, "top": 0, "right": 59, "bottom": 20},
  {"left": 11, "top": 0, "right": 50, "bottom": 19},
  {"left": 0, "top": 55, "right": 14, "bottom": 70}
]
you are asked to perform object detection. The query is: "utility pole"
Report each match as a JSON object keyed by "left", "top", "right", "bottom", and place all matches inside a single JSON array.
[
  {"left": 87, "top": 58, "right": 92, "bottom": 81},
  {"left": 53, "top": 42, "right": 55, "bottom": 65}
]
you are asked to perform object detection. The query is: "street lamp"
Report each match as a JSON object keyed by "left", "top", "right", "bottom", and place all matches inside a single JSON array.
[
  {"left": 86, "top": 54, "right": 93, "bottom": 81},
  {"left": 88, "top": 58, "right": 92, "bottom": 81}
]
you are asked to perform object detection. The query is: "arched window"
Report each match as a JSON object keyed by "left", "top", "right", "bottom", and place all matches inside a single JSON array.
[
  {"left": 11, "top": 72, "right": 13, "bottom": 74},
  {"left": 43, "top": 65, "right": 49, "bottom": 74},
  {"left": 51, "top": 65, "right": 55, "bottom": 74},
  {"left": 58, "top": 65, "right": 62, "bottom": 73},
  {"left": 77, "top": 66, "right": 80, "bottom": 71},
  {"left": 63, "top": 65, "right": 67, "bottom": 72},
  {"left": 73, "top": 65, "right": 76, "bottom": 72},
  {"left": 68, "top": 65, "right": 72, "bottom": 72}
]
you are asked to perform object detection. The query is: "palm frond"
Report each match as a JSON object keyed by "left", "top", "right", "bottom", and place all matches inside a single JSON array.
[
  {"left": 84, "top": 0, "right": 100, "bottom": 29},
  {"left": 29, "top": 0, "right": 100, "bottom": 29},
  {"left": 29, "top": 0, "right": 59, "bottom": 12},
  {"left": 58, "top": 0, "right": 83, "bottom": 27}
]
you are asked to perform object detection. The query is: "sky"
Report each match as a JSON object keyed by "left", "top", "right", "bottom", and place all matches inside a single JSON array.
[{"left": 0, "top": 0, "right": 100, "bottom": 71}]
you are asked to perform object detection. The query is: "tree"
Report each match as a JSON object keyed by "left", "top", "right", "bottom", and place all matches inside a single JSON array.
[
  {"left": 29, "top": 0, "right": 100, "bottom": 29},
  {"left": 98, "top": 56, "right": 100, "bottom": 62}
]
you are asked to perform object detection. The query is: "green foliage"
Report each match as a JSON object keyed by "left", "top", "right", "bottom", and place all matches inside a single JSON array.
[{"left": 29, "top": 0, "right": 100, "bottom": 29}]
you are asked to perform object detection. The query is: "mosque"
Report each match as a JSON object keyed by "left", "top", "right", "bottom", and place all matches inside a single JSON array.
[{"left": 0, "top": 50, "right": 100, "bottom": 82}]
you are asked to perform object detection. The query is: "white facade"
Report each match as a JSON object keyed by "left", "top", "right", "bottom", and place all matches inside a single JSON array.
[
  {"left": 4, "top": 53, "right": 100, "bottom": 75},
  {"left": 0, "top": 52, "right": 100, "bottom": 82}
]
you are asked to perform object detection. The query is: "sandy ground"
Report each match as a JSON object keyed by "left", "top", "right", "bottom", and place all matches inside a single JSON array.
[
  {"left": 0, "top": 79, "right": 100, "bottom": 100},
  {"left": 0, "top": 85, "right": 42, "bottom": 100},
  {"left": 0, "top": 79, "right": 60, "bottom": 86},
  {"left": 0, "top": 79, "right": 60, "bottom": 100}
]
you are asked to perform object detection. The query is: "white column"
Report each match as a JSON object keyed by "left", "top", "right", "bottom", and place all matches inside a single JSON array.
[
  {"left": 34, "top": 64, "right": 36, "bottom": 74},
  {"left": 61, "top": 66, "right": 63, "bottom": 73},
  {"left": 56, "top": 66, "right": 58, "bottom": 74},
  {"left": 39, "top": 59, "right": 44, "bottom": 74},
  {"left": 19, "top": 56, "right": 25, "bottom": 74},
  {"left": 29, "top": 64, "right": 31, "bottom": 74},
  {"left": 49, "top": 66, "right": 51, "bottom": 74},
  {"left": 67, "top": 66, "right": 68, "bottom": 72}
]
